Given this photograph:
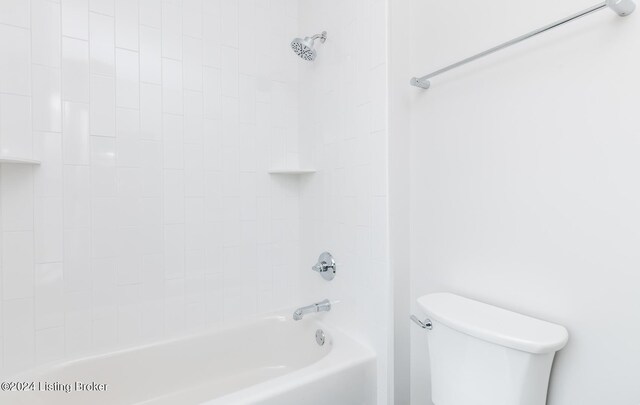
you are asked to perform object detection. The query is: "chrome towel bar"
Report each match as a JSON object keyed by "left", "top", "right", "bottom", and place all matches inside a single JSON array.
[{"left": 410, "top": 0, "right": 636, "bottom": 89}]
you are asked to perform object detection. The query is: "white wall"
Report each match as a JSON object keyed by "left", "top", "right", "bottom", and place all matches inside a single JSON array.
[
  {"left": 402, "top": 0, "right": 640, "bottom": 404},
  {"left": 0, "top": 0, "right": 303, "bottom": 376},
  {"left": 296, "top": 0, "right": 390, "bottom": 403}
]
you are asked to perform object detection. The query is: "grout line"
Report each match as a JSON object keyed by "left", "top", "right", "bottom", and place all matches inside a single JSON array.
[
  {"left": 158, "top": 0, "right": 168, "bottom": 340},
  {"left": 58, "top": 0, "right": 67, "bottom": 361}
]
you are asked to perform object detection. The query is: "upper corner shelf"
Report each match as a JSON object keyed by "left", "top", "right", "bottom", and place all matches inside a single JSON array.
[
  {"left": 268, "top": 168, "right": 316, "bottom": 174},
  {"left": 0, "top": 156, "right": 41, "bottom": 165}
]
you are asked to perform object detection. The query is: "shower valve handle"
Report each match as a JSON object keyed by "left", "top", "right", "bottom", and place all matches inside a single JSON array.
[{"left": 311, "top": 252, "right": 336, "bottom": 281}]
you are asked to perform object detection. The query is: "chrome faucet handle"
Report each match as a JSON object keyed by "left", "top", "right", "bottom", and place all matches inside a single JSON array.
[
  {"left": 311, "top": 252, "right": 336, "bottom": 281},
  {"left": 410, "top": 314, "right": 433, "bottom": 330}
]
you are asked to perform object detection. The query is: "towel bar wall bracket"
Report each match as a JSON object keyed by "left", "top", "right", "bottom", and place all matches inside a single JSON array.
[{"left": 410, "top": 0, "right": 636, "bottom": 89}]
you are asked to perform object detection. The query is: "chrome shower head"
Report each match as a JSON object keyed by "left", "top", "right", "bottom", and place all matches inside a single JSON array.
[{"left": 291, "top": 31, "right": 327, "bottom": 61}]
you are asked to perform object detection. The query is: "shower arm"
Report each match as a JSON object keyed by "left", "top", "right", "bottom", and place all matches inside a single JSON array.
[{"left": 311, "top": 31, "right": 328, "bottom": 43}]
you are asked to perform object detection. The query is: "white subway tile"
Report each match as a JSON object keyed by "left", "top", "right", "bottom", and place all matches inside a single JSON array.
[
  {"left": 219, "top": 0, "right": 238, "bottom": 48},
  {"left": 92, "top": 197, "right": 118, "bottom": 229},
  {"left": 0, "top": 0, "right": 31, "bottom": 28},
  {"left": 140, "top": 143, "right": 162, "bottom": 197},
  {"left": 139, "top": 225, "right": 162, "bottom": 255},
  {"left": 34, "top": 132, "right": 63, "bottom": 197},
  {"left": 183, "top": 91, "right": 203, "bottom": 144},
  {"left": 34, "top": 197, "right": 64, "bottom": 263},
  {"left": 3, "top": 298, "right": 35, "bottom": 373},
  {"left": 90, "top": 74, "right": 116, "bottom": 136},
  {"left": 185, "top": 249, "right": 204, "bottom": 276},
  {"left": 161, "top": 1, "right": 182, "bottom": 59},
  {"left": 164, "top": 224, "right": 185, "bottom": 279},
  {"left": 89, "top": 0, "right": 114, "bottom": 15},
  {"left": 140, "top": 83, "right": 162, "bottom": 140},
  {"left": 92, "top": 257, "right": 116, "bottom": 289},
  {"left": 61, "top": 0, "right": 89, "bottom": 40},
  {"left": 35, "top": 263, "right": 64, "bottom": 329},
  {"left": 162, "top": 58, "right": 183, "bottom": 114},
  {"left": 220, "top": 46, "right": 238, "bottom": 97},
  {"left": 0, "top": 94, "right": 33, "bottom": 158},
  {"left": 63, "top": 229, "right": 92, "bottom": 292},
  {"left": 162, "top": 114, "right": 183, "bottom": 169},
  {"left": 183, "top": 0, "right": 202, "bottom": 38},
  {"left": 32, "top": 66, "right": 62, "bottom": 132},
  {"left": 1, "top": 165, "right": 34, "bottom": 231},
  {"left": 139, "top": 0, "right": 161, "bottom": 28},
  {"left": 65, "top": 291, "right": 92, "bottom": 356},
  {"left": 91, "top": 225, "right": 118, "bottom": 258},
  {"left": 90, "top": 135, "right": 116, "bottom": 166},
  {"left": 89, "top": 12, "right": 115, "bottom": 76},
  {"left": 2, "top": 231, "right": 35, "bottom": 300},
  {"left": 115, "top": 0, "right": 139, "bottom": 50},
  {"left": 203, "top": 67, "right": 221, "bottom": 120},
  {"left": 91, "top": 318, "right": 116, "bottom": 351},
  {"left": 204, "top": 273, "right": 223, "bottom": 324},
  {"left": 202, "top": 16, "right": 221, "bottom": 68},
  {"left": 220, "top": 97, "right": 238, "bottom": 147},
  {"left": 116, "top": 107, "right": 140, "bottom": 139},
  {"left": 115, "top": 49, "right": 140, "bottom": 108},
  {"left": 62, "top": 101, "right": 90, "bottom": 165},
  {"left": 116, "top": 254, "right": 141, "bottom": 286},
  {"left": 140, "top": 26, "right": 161, "bottom": 84},
  {"left": 140, "top": 197, "right": 161, "bottom": 224},
  {"left": 117, "top": 226, "right": 141, "bottom": 261},
  {"left": 62, "top": 37, "right": 90, "bottom": 102},
  {"left": 0, "top": 24, "right": 31, "bottom": 95},
  {"left": 165, "top": 281, "right": 185, "bottom": 334},
  {"left": 31, "top": 0, "right": 61, "bottom": 68},
  {"left": 184, "top": 144, "right": 204, "bottom": 197},
  {"left": 238, "top": 76, "right": 256, "bottom": 125},
  {"left": 117, "top": 285, "right": 142, "bottom": 344},
  {"left": 237, "top": 1, "right": 256, "bottom": 76},
  {"left": 140, "top": 301, "right": 164, "bottom": 340},
  {"left": 183, "top": 36, "right": 203, "bottom": 91},
  {"left": 163, "top": 169, "right": 184, "bottom": 223},
  {"left": 35, "top": 327, "right": 65, "bottom": 364},
  {"left": 63, "top": 165, "right": 91, "bottom": 228},
  {"left": 117, "top": 167, "right": 142, "bottom": 197},
  {"left": 91, "top": 166, "right": 117, "bottom": 198}
]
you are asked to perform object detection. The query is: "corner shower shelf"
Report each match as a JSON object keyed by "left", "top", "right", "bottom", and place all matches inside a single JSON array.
[
  {"left": 268, "top": 168, "right": 316, "bottom": 174},
  {"left": 0, "top": 156, "right": 41, "bottom": 165}
]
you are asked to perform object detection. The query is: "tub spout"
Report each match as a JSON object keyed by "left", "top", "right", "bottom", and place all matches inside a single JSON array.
[{"left": 293, "top": 299, "right": 331, "bottom": 321}]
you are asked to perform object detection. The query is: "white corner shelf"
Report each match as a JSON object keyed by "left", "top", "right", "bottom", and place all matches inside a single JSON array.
[
  {"left": 268, "top": 168, "right": 316, "bottom": 174},
  {"left": 0, "top": 156, "right": 41, "bottom": 165}
]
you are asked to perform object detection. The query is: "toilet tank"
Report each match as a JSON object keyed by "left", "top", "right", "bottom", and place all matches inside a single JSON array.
[{"left": 417, "top": 293, "right": 568, "bottom": 405}]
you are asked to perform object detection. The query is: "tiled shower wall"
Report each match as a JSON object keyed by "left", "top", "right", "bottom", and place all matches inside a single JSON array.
[
  {"left": 0, "top": 0, "right": 301, "bottom": 376},
  {"left": 297, "top": 0, "right": 389, "bottom": 402}
]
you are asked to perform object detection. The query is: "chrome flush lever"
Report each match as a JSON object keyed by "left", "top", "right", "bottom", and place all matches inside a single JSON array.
[
  {"left": 312, "top": 252, "right": 336, "bottom": 281},
  {"left": 410, "top": 315, "right": 433, "bottom": 330}
]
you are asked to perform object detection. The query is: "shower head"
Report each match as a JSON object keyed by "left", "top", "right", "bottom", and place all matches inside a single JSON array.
[{"left": 291, "top": 31, "right": 327, "bottom": 61}]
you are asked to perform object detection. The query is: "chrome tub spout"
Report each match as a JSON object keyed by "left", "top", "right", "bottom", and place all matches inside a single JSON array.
[{"left": 293, "top": 299, "right": 331, "bottom": 321}]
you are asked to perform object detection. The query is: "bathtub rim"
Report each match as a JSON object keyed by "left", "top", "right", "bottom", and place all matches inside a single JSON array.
[{"left": 5, "top": 311, "right": 376, "bottom": 396}]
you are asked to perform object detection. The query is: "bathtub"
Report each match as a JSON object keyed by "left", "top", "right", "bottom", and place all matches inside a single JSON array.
[{"left": 1, "top": 315, "right": 376, "bottom": 405}]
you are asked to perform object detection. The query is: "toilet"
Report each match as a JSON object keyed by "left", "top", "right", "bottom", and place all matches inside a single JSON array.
[{"left": 417, "top": 293, "right": 568, "bottom": 405}]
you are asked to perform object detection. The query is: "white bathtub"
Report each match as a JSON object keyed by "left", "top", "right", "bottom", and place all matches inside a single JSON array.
[{"left": 1, "top": 315, "right": 376, "bottom": 405}]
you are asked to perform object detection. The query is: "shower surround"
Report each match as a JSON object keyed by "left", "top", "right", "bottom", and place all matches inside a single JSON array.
[{"left": 0, "top": 0, "right": 390, "bottom": 403}]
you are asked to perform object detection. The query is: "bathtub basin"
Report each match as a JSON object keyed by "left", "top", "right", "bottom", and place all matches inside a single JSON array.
[{"left": 1, "top": 315, "right": 376, "bottom": 404}]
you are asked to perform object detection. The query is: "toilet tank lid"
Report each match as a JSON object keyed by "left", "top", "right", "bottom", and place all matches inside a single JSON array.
[{"left": 417, "top": 293, "right": 569, "bottom": 354}]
